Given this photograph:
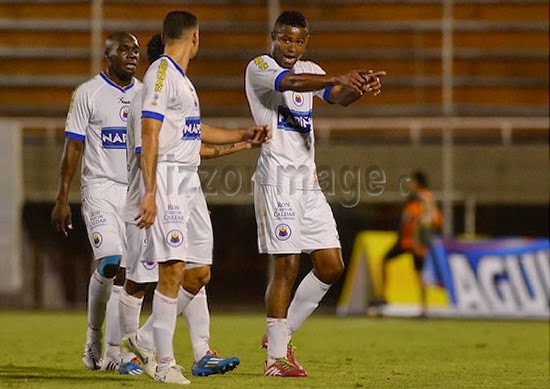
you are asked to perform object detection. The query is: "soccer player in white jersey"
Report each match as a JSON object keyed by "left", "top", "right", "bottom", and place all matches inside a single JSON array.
[
  {"left": 245, "top": 10, "right": 386, "bottom": 377},
  {"left": 120, "top": 33, "right": 256, "bottom": 378},
  {"left": 133, "top": 12, "right": 270, "bottom": 384},
  {"left": 51, "top": 32, "right": 142, "bottom": 373}
]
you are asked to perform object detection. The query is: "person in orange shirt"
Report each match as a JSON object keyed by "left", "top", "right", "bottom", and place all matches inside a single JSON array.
[{"left": 380, "top": 171, "right": 442, "bottom": 317}]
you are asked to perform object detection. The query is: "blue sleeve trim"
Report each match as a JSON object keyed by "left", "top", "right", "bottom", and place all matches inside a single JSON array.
[
  {"left": 65, "top": 131, "right": 85, "bottom": 142},
  {"left": 323, "top": 86, "right": 335, "bottom": 103},
  {"left": 142, "top": 111, "right": 165, "bottom": 122},
  {"left": 135, "top": 146, "right": 142, "bottom": 154},
  {"left": 274, "top": 70, "right": 290, "bottom": 92}
]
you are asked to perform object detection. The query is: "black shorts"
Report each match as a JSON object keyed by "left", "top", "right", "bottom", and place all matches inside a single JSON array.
[{"left": 383, "top": 241, "right": 424, "bottom": 271}]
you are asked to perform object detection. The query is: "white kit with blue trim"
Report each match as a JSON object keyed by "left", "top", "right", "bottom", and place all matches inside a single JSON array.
[
  {"left": 64, "top": 72, "right": 142, "bottom": 194},
  {"left": 141, "top": 55, "right": 202, "bottom": 168},
  {"left": 245, "top": 54, "right": 333, "bottom": 190}
]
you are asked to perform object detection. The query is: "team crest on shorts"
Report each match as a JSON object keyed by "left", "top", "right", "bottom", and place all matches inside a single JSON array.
[
  {"left": 166, "top": 229, "right": 183, "bottom": 247},
  {"left": 293, "top": 92, "right": 304, "bottom": 107},
  {"left": 119, "top": 106, "right": 129, "bottom": 122},
  {"left": 275, "top": 224, "right": 292, "bottom": 241},
  {"left": 142, "top": 261, "right": 157, "bottom": 270},
  {"left": 92, "top": 232, "right": 103, "bottom": 248}
]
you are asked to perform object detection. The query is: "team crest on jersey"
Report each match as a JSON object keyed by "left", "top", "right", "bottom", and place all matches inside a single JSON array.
[
  {"left": 101, "top": 127, "right": 127, "bottom": 149},
  {"left": 293, "top": 92, "right": 304, "bottom": 107},
  {"left": 277, "top": 107, "right": 312, "bottom": 133},
  {"left": 275, "top": 224, "right": 292, "bottom": 241},
  {"left": 92, "top": 232, "right": 103, "bottom": 248},
  {"left": 142, "top": 261, "right": 157, "bottom": 270},
  {"left": 166, "top": 229, "right": 183, "bottom": 247},
  {"left": 119, "top": 106, "right": 129, "bottom": 122},
  {"left": 182, "top": 116, "right": 201, "bottom": 140}
]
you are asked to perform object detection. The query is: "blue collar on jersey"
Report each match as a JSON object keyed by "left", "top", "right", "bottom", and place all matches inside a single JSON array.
[
  {"left": 100, "top": 72, "right": 135, "bottom": 93},
  {"left": 159, "top": 55, "right": 186, "bottom": 77}
]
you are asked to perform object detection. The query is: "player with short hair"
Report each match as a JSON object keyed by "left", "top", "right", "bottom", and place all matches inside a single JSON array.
[
  {"left": 133, "top": 12, "right": 270, "bottom": 384},
  {"left": 245, "top": 10, "right": 386, "bottom": 377},
  {"left": 120, "top": 32, "right": 255, "bottom": 378},
  {"left": 51, "top": 32, "right": 142, "bottom": 373}
]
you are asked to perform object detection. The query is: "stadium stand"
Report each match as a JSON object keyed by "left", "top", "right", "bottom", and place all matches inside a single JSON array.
[{"left": 0, "top": 0, "right": 547, "bottom": 118}]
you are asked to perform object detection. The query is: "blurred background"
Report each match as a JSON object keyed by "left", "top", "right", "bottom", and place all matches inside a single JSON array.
[{"left": 0, "top": 0, "right": 548, "bottom": 313}]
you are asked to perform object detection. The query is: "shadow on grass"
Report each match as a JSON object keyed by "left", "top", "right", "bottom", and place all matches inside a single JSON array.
[{"left": 0, "top": 364, "right": 143, "bottom": 383}]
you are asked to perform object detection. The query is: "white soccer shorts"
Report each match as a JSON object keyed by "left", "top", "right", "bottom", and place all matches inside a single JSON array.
[
  {"left": 81, "top": 183, "right": 127, "bottom": 261},
  {"left": 254, "top": 183, "right": 341, "bottom": 255},
  {"left": 143, "top": 168, "right": 213, "bottom": 264},
  {"left": 124, "top": 222, "right": 158, "bottom": 284}
]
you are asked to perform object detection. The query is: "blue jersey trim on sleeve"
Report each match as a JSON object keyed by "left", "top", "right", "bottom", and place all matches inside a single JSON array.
[
  {"left": 274, "top": 70, "right": 290, "bottom": 92},
  {"left": 65, "top": 131, "right": 85, "bottom": 142},
  {"left": 323, "top": 86, "right": 334, "bottom": 103},
  {"left": 135, "top": 146, "right": 142, "bottom": 154},
  {"left": 142, "top": 111, "right": 165, "bottom": 122}
]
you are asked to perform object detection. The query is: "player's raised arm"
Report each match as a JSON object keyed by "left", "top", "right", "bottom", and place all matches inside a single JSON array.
[
  {"left": 327, "top": 69, "right": 387, "bottom": 106},
  {"left": 201, "top": 124, "right": 271, "bottom": 145},
  {"left": 200, "top": 142, "right": 252, "bottom": 159}
]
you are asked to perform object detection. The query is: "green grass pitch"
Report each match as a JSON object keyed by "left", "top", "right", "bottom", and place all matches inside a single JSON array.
[{"left": 0, "top": 311, "right": 548, "bottom": 388}]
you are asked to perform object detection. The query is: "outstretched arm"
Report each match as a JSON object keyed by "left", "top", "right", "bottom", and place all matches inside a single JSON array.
[
  {"left": 200, "top": 141, "right": 252, "bottom": 159},
  {"left": 135, "top": 117, "right": 161, "bottom": 229},
  {"left": 201, "top": 124, "right": 271, "bottom": 145},
  {"left": 328, "top": 70, "right": 386, "bottom": 106},
  {"left": 51, "top": 138, "right": 83, "bottom": 237},
  {"left": 278, "top": 70, "right": 367, "bottom": 95}
]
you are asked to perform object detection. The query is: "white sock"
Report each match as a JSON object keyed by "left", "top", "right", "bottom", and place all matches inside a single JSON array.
[
  {"left": 137, "top": 314, "right": 155, "bottom": 351},
  {"left": 119, "top": 288, "right": 144, "bottom": 363},
  {"left": 104, "top": 285, "right": 122, "bottom": 359},
  {"left": 287, "top": 271, "right": 331, "bottom": 335},
  {"left": 266, "top": 317, "right": 290, "bottom": 365},
  {"left": 153, "top": 290, "right": 178, "bottom": 369},
  {"left": 176, "top": 286, "right": 194, "bottom": 315},
  {"left": 183, "top": 286, "right": 210, "bottom": 361},
  {"left": 119, "top": 289, "right": 143, "bottom": 338},
  {"left": 86, "top": 270, "right": 113, "bottom": 341}
]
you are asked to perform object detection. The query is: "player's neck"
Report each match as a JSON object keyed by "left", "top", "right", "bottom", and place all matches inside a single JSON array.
[
  {"left": 164, "top": 44, "right": 191, "bottom": 74},
  {"left": 104, "top": 69, "right": 133, "bottom": 88}
]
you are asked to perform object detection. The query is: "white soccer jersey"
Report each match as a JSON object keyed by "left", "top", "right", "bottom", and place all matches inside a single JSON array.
[
  {"left": 141, "top": 55, "right": 201, "bottom": 168},
  {"left": 245, "top": 55, "right": 333, "bottom": 190},
  {"left": 65, "top": 72, "right": 142, "bottom": 193},
  {"left": 124, "top": 90, "right": 143, "bottom": 223}
]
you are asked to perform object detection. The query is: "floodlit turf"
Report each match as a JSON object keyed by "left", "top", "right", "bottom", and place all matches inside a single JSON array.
[{"left": 0, "top": 311, "right": 548, "bottom": 388}]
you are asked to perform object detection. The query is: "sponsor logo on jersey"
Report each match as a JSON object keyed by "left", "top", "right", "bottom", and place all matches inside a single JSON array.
[
  {"left": 275, "top": 224, "right": 292, "bottom": 241},
  {"left": 92, "top": 232, "right": 103, "bottom": 248},
  {"left": 101, "top": 127, "right": 127, "bottom": 149},
  {"left": 182, "top": 116, "right": 201, "bottom": 140},
  {"left": 119, "top": 105, "right": 129, "bottom": 122},
  {"left": 293, "top": 92, "right": 304, "bottom": 107},
  {"left": 155, "top": 59, "right": 168, "bottom": 92},
  {"left": 277, "top": 107, "right": 312, "bottom": 133},
  {"left": 253, "top": 56, "right": 269, "bottom": 71},
  {"left": 142, "top": 261, "right": 157, "bottom": 270},
  {"left": 166, "top": 229, "right": 183, "bottom": 247}
]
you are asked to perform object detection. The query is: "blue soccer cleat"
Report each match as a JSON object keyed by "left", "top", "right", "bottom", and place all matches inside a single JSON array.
[
  {"left": 119, "top": 356, "right": 143, "bottom": 375},
  {"left": 191, "top": 350, "right": 240, "bottom": 376}
]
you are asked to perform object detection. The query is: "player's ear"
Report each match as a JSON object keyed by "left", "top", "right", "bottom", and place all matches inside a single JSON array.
[
  {"left": 270, "top": 30, "right": 276, "bottom": 41},
  {"left": 160, "top": 33, "right": 165, "bottom": 45}
]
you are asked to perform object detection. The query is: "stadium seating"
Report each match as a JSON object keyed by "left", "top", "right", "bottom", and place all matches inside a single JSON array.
[{"left": 0, "top": 0, "right": 547, "bottom": 119}]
